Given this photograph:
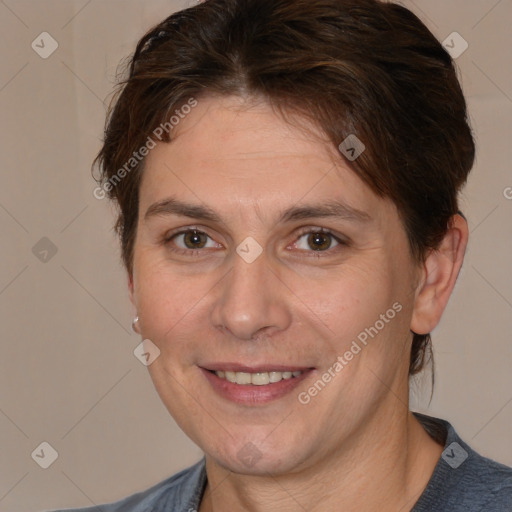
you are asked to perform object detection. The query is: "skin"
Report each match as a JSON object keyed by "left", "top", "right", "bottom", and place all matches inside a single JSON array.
[{"left": 129, "top": 94, "right": 468, "bottom": 511}]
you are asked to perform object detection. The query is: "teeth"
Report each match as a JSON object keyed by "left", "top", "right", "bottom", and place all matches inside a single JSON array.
[
  {"left": 236, "top": 372, "right": 252, "bottom": 385},
  {"left": 251, "top": 372, "right": 270, "bottom": 385},
  {"left": 269, "top": 371, "right": 282, "bottom": 383},
  {"left": 214, "top": 370, "right": 303, "bottom": 385},
  {"left": 225, "top": 371, "right": 236, "bottom": 383}
]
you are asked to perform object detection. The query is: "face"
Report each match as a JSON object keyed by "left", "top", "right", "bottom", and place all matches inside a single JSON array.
[{"left": 130, "top": 94, "right": 421, "bottom": 475}]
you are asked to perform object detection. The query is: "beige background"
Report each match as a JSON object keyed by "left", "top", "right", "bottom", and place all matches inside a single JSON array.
[{"left": 0, "top": 1, "right": 511, "bottom": 510}]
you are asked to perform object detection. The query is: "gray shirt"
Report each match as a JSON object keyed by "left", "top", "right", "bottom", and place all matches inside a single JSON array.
[{"left": 49, "top": 414, "right": 512, "bottom": 511}]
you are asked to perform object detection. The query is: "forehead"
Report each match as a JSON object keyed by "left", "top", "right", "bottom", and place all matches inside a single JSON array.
[{"left": 140, "top": 94, "right": 386, "bottom": 221}]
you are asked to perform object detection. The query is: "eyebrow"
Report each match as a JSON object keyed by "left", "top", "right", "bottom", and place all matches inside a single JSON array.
[
  {"left": 279, "top": 200, "right": 371, "bottom": 223},
  {"left": 144, "top": 197, "right": 221, "bottom": 223},
  {"left": 144, "top": 196, "right": 371, "bottom": 224}
]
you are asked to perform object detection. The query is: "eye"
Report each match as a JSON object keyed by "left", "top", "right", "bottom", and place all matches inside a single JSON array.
[
  {"left": 168, "top": 229, "right": 219, "bottom": 251},
  {"left": 293, "top": 229, "right": 340, "bottom": 252}
]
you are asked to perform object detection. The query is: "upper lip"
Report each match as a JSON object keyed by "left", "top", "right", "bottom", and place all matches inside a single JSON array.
[{"left": 201, "top": 363, "right": 314, "bottom": 373}]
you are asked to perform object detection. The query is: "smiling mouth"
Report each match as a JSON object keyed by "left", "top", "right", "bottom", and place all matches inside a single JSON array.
[
  {"left": 201, "top": 366, "right": 314, "bottom": 404},
  {"left": 211, "top": 370, "right": 303, "bottom": 385}
]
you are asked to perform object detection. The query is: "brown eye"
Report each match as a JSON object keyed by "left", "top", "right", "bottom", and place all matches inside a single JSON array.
[
  {"left": 307, "top": 232, "right": 333, "bottom": 251},
  {"left": 293, "top": 230, "right": 341, "bottom": 253},
  {"left": 169, "top": 229, "right": 217, "bottom": 251},
  {"left": 182, "top": 230, "right": 208, "bottom": 249}
]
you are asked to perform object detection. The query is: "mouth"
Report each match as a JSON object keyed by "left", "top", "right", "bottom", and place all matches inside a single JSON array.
[
  {"left": 212, "top": 369, "right": 303, "bottom": 385},
  {"left": 199, "top": 364, "right": 315, "bottom": 405}
]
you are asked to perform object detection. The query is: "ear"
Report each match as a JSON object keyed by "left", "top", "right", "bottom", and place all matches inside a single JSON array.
[{"left": 410, "top": 213, "right": 468, "bottom": 335}]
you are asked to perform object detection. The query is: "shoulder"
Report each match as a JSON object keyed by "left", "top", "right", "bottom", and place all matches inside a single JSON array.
[
  {"left": 45, "top": 458, "right": 206, "bottom": 512},
  {"left": 413, "top": 413, "right": 512, "bottom": 511},
  {"left": 456, "top": 448, "right": 512, "bottom": 510}
]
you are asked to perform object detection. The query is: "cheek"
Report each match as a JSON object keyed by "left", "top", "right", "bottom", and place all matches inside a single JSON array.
[
  {"left": 296, "top": 264, "right": 394, "bottom": 344},
  {"left": 133, "top": 256, "right": 214, "bottom": 346},
  {"left": 306, "top": 262, "right": 411, "bottom": 381}
]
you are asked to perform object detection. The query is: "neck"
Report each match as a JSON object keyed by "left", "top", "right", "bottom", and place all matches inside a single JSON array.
[{"left": 199, "top": 409, "right": 443, "bottom": 512}]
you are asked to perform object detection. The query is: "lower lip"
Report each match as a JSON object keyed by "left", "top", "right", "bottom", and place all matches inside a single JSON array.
[{"left": 200, "top": 368, "right": 314, "bottom": 405}]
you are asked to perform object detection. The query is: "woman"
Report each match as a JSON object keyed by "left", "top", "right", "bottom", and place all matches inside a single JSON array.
[{"left": 53, "top": 0, "right": 512, "bottom": 510}]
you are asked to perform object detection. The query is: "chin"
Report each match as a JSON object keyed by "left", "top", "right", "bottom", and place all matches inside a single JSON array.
[{"left": 205, "top": 434, "right": 310, "bottom": 476}]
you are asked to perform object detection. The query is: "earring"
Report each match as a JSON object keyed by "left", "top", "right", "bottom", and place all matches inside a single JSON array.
[{"left": 132, "top": 316, "right": 140, "bottom": 333}]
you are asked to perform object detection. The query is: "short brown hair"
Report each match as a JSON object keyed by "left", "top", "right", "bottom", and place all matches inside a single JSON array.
[{"left": 94, "top": 0, "right": 475, "bottom": 376}]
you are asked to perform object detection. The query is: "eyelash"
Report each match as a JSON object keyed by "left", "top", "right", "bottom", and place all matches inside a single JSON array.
[
  {"left": 163, "top": 226, "right": 347, "bottom": 257},
  {"left": 289, "top": 227, "right": 347, "bottom": 256},
  {"left": 163, "top": 227, "right": 217, "bottom": 257}
]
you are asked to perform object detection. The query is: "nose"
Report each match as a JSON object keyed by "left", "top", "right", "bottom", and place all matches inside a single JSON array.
[{"left": 210, "top": 251, "right": 292, "bottom": 341}]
